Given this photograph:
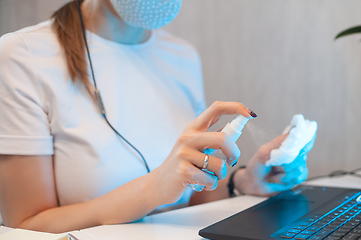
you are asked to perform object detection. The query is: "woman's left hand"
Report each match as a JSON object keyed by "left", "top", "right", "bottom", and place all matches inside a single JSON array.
[{"left": 234, "top": 133, "right": 316, "bottom": 197}]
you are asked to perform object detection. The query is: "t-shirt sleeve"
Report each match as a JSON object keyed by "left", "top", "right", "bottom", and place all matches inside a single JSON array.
[{"left": 0, "top": 33, "right": 53, "bottom": 155}]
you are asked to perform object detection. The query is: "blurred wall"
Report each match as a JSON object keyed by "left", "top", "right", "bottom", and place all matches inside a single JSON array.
[{"left": 1, "top": 0, "right": 361, "bottom": 178}]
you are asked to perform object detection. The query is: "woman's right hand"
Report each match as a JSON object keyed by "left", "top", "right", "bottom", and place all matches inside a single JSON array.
[{"left": 151, "top": 101, "right": 254, "bottom": 205}]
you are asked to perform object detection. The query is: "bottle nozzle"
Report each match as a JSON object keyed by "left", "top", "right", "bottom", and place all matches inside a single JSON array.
[
  {"left": 222, "top": 112, "right": 255, "bottom": 142},
  {"left": 230, "top": 115, "right": 249, "bottom": 132}
]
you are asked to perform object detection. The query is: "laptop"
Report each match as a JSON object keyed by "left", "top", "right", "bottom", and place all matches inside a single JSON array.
[{"left": 199, "top": 185, "right": 361, "bottom": 240}]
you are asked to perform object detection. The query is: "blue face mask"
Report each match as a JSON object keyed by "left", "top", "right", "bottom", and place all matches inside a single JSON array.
[{"left": 109, "top": 0, "right": 183, "bottom": 30}]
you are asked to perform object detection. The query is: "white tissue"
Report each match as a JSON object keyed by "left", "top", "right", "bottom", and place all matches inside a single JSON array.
[{"left": 265, "top": 114, "right": 318, "bottom": 167}]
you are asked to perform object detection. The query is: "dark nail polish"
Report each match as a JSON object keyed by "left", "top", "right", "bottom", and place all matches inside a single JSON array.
[
  {"left": 231, "top": 161, "right": 237, "bottom": 167},
  {"left": 249, "top": 109, "right": 257, "bottom": 118}
]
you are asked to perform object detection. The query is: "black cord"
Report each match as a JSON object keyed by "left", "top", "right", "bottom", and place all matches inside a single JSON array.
[
  {"left": 103, "top": 117, "right": 150, "bottom": 173},
  {"left": 76, "top": 0, "right": 150, "bottom": 173}
]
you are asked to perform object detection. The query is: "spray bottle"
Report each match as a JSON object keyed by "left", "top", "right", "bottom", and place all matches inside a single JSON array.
[{"left": 190, "top": 111, "right": 256, "bottom": 192}]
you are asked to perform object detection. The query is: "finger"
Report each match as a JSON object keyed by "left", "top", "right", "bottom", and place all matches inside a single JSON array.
[
  {"left": 190, "top": 132, "right": 241, "bottom": 167},
  {"left": 281, "top": 153, "right": 307, "bottom": 173},
  {"left": 268, "top": 160, "right": 308, "bottom": 185},
  {"left": 267, "top": 170, "right": 285, "bottom": 184},
  {"left": 281, "top": 163, "right": 308, "bottom": 185},
  {"left": 260, "top": 134, "right": 289, "bottom": 164},
  {"left": 266, "top": 133, "right": 288, "bottom": 150},
  {"left": 271, "top": 166, "right": 284, "bottom": 174},
  {"left": 190, "top": 151, "right": 228, "bottom": 180},
  {"left": 188, "top": 167, "right": 218, "bottom": 191},
  {"left": 187, "top": 101, "right": 254, "bottom": 132},
  {"left": 204, "top": 176, "right": 218, "bottom": 191}
]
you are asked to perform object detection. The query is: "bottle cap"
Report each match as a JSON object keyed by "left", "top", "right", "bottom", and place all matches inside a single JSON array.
[{"left": 222, "top": 115, "right": 249, "bottom": 142}]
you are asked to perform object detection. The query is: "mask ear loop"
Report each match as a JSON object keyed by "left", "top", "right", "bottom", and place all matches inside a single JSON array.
[{"left": 76, "top": 0, "right": 150, "bottom": 173}]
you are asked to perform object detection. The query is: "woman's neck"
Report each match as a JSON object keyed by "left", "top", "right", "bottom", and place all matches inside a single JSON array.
[{"left": 81, "top": 0, "right": 151, "bottom": 45}]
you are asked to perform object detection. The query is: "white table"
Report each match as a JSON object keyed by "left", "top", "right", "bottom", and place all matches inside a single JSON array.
[
  {"left": 1, "top": 174, "right": 360, "bottom": 239},
  {"left": 79, "top": 174, "right": 361, "bottom": 240}
]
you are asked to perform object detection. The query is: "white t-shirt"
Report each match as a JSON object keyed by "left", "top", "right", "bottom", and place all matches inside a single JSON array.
[{"left": 0, "top": 21, "right": 206, "bottom": 208}]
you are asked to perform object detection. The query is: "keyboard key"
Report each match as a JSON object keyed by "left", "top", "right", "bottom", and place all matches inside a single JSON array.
[
  {"left": 295, "top": 234, "right": 311, "bottom": 240},
  {"left": 334, "top": 219, "right": 345, "bottom": 223},
  {"left": 314, "top": 222, "right": 327, "bottom": 227},
  {"left": 299, "top": 223, "right": 311, "bottom": 227},
  {"left": 315, "top": 229, "right": 334, "bottom": 237},
  {"left": 288, "top": 229, "right": 302, "bottom": 234},
  {"left": 329, "top": 222, "right": 342, "bottom": 227},
  {"left": 307, "top": 226, "right": 322, "bottom": 232},
  {"left": 301, "top": 230, "right": 316, "bottom": 235},
  {"left": 335, "top": 229, "right": 350, "bottom": 234},
  {"left": 294, "top": 226, "right": 308, "bottom": 230},
  {"left": 340, "top": 225, "right": 354, "bottom": 231},
  {"left": 280, "top": 232, "right": 296, "bottom": 238},
  {"left": 351, "top": 229, "right": 361, "bottom": 234},
  {"left": 354, "top": 225, "right": 361, "bottom": 230},
  {"left": 341, "top": 233, "right": 360, "bottom": 240},
  {"left": 309, "top": 236, "right": 324, "bottom": 240},
  {"left": 350, "top": 219, "right": 361, "bottom": 224},
  {"left": 344, "top": 222, "right": 358, "bottom": 227},
  {"left": 325, "top": 225, "right": 339, "bottom": 230},
  {"left": 328, "top": 232, "right": 345, "bottom": 238}
]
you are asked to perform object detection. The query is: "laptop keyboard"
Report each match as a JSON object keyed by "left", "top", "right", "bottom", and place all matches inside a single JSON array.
[{"left": 279, "top": 191, "right": 361, "bottom": 240}]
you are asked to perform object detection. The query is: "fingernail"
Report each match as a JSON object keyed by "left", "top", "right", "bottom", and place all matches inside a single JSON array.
[
  {"left": 249, "top": 109, "right": 257, "bottom": 118},
  {"left": 231, "top": 161, "right": 238, "bottom": 167}
]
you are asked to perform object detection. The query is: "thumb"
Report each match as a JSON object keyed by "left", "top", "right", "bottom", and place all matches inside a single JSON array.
[
  {"left": 266, "top": 133, "right": 288, "bottom": 149},
  {"left": 257, "top": 134, "right": 288, "bottom": 165}
]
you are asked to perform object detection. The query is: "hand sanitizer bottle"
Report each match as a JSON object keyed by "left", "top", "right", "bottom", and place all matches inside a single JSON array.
[{"left": 190, "top": 112, "right": 256, "bottom": 192}]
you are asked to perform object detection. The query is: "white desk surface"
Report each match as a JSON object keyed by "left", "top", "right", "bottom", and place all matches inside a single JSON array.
[
  {"left": 1, "top": 174, "right": 360, "bottom": 240},
  {"left": 80, "top": 175, "right": 361, "bottom": 240}
]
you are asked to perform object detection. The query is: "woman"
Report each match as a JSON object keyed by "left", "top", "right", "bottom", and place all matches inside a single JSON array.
[{"left": 0, "top": 0, "right": 314, "bottom": 233}]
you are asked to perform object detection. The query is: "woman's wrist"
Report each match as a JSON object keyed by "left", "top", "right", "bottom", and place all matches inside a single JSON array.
[
  {"left": 228, "top": 166, "right": 246, "bottom": 197},
  {"left": 233, "top": 166, "right": 258, "bottom": 196},
  {"left": 233, "top": 167, "right": 247, "bottom": 195},
  {"left": 146, "top": 169, "right": 169, "bottom": 206}
]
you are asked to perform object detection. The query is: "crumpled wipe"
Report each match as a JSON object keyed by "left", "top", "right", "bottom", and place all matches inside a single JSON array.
[{"left": 265, "top": 114, "right": 318, "bottom": 167}]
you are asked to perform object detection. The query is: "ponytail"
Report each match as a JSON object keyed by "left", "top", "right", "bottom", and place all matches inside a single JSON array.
[{"left": 52, "top": 0, "right": 92, "bottom": 96}]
